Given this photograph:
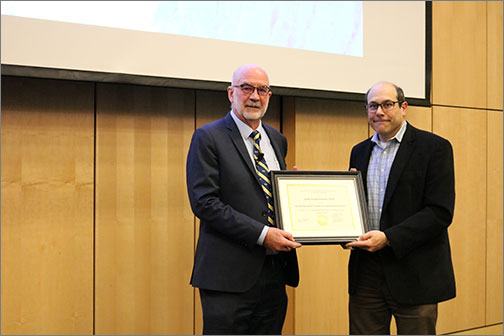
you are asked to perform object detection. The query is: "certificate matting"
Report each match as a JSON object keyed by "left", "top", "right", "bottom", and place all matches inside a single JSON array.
[{"left": 270, "top": 171, "right": 369, "bottom": 244}]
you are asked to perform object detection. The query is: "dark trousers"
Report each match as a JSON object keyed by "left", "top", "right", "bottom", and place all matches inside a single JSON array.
[
  {"left": 199, "top": 255, "right": 288, "bottom": 335},
  {"left": 349, "top": 253, "right": 438, "bottom": 335}
]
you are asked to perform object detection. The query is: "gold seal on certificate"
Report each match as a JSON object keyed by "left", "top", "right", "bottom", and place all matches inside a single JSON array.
[{"left": 270, "top": 171, "right": 369, "bottom": 244}]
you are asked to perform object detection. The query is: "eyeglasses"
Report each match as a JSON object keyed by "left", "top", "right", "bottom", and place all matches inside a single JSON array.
[
  {"left": 233, "top": 83, "right": 271, "bottom": 97},
  {"left": 365, "top": 101, "right": 402, "bottom": 113}
]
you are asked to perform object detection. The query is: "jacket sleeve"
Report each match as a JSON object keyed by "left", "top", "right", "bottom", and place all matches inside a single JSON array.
[{"left": 186, "top": 127, "right": 265, "bottom": 248}]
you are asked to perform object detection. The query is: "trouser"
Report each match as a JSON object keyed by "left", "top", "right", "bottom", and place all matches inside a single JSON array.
[
  {"left": 349, "top": 291, "right": 438, "bottom": 335},
  {"left": 349, "top": 253, "right": 438, "bottom": 335},
  {"left": 199, "top": 255, "right": 288, "bottom": 335}
]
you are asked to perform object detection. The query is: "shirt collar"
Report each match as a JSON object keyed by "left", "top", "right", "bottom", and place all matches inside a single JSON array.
[
  {"left": 371, "top": 120, "right": 408, "bottom": 146},
  {"left": 230, "top": 110, "right": 265, "bottom": 140}
]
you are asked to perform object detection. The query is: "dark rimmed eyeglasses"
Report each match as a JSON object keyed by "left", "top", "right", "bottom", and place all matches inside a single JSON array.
[
  {"left": 365, "top": 100, "right": 403, "bottom": 113},
  {"left": 233, "top": 83, "right": 271, "bottom": 97}
]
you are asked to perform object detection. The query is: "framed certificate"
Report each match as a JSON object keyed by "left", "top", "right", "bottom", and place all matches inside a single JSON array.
[{"left": 270, "top": 170, "right": 369, "bottom": 244}]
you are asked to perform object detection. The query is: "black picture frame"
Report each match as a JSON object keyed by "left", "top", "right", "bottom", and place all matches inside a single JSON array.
[{"left": 270, "top": 170, "right": 369, "bottom": 244}]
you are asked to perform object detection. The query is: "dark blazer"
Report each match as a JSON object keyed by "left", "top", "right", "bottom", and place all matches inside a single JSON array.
[
  {"left": 348, "top": 123, "right": 456, "bottom": 305},
  {"left": 186, "top": 112, "right": 299, "bottom": 293}
]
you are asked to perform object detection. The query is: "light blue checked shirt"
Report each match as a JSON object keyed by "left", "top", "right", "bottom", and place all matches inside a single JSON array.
[{"left": 367, "top": 121, "right": 407, "bottom": 231}]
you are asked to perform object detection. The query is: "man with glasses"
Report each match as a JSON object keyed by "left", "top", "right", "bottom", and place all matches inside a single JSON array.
[
  {"left": 345, "top": 82, "right": 456, "bottom": 334},
  {"left": 186, "top": 64, "right": 301, "bottom": 334}
]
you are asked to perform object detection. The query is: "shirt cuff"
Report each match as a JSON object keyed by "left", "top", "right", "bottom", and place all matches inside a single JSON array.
[{"left": 257, "top": 226, "right": 269, "bottom": 246}]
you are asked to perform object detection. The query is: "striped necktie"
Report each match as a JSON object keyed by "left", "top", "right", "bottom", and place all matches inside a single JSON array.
[{"left": 250, "top": 130, "right": 275, "bottom": 226}]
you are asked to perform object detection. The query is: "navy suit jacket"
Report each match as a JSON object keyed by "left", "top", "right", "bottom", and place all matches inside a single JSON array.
[
  {"left": 186, "top": 112, "right": 299, "bottom": 293},
  {"left": 349, "top": 123, "right": 456, "bottom": 305}
]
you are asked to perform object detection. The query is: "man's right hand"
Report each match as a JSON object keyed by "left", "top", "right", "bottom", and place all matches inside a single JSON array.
[{"left": 263, "top": 227, "right": 302, "bottom": 252}]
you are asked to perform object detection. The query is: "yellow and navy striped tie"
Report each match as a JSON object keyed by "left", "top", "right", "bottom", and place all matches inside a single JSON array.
[{"left": 250, "top": 130, "right": 275, "bottom": 226}]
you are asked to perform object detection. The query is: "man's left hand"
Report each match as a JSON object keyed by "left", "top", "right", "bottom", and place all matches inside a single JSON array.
[{"left": 345, "top": 230, "right": 388, "bottom": 252}]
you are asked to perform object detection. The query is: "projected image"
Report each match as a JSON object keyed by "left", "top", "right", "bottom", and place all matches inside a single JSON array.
[{"left": 1, "top": 1, "right": 363, "bottom": 57}]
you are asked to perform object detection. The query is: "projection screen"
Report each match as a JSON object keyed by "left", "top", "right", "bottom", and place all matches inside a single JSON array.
[{"left": 1, "top": 1, "right": 429, "bottom": 103}]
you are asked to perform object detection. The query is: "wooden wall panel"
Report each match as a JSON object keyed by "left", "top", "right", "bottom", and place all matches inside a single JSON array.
[
  {"left": 1, "top": 77, "right": 94, "bottom": 335},
  {"left": 432, "top": 1, "right": 487, "bottom": 109},
  {"left": 292, "top": 98, "right": 368, "bottom": 171},
  {"left": 433, "top": 107, "right": 487, "bottom": 334},
  {"left": 192, "top": 90, "right": 229, "bottom": 335},
  {"left": 194, "top": 90, "right": 230, "bottom": 128},
  {"left": 451, "top": 324, "right": 503, "bottom": 335},
  {"left": 487, "top": 0, "right": 503, "bottom": 110},
  {"left": 94, "top": 84, "right": 195, "bottom": 335},
  {"left": 282, "top": 97, "right": 297, "bottom": 171},
  {"left": 406, "top": 106, "right": 432, "bottom": 132},
  {"left": 486, "top": 110, "right": 503, "bottom": 324},
  {"left": 286, "top": 98, "right": 368, "bottom": 335}
]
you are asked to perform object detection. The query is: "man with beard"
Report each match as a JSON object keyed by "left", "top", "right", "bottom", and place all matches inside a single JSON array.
[{"left": 186, "top": 64, "right": 301, "bottom": 335}]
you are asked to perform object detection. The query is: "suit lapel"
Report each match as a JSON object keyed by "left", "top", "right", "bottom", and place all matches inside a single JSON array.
[
  {"left": 359, "top": 140, "right": 374, "bottom": 192},
  {"left": 224, "top": 113, "right": 261, "bottom": 185},
  {"left": 382, "top": 124, "right": 417, "bottom": 210}
]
